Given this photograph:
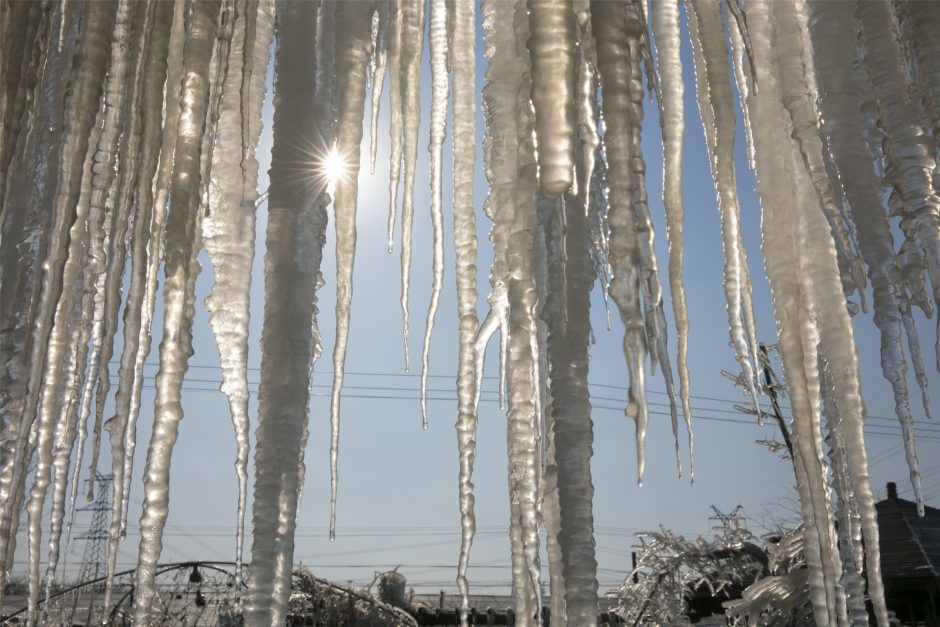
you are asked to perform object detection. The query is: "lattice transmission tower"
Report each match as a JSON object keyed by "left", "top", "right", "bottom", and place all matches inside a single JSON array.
[{"left": 76, "top": 473, "right": 112, "bottom": 588}]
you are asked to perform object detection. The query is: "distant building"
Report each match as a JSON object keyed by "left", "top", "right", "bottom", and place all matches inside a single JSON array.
[{"left": 877, "top": 481, "right": 940, "bottom": 626}]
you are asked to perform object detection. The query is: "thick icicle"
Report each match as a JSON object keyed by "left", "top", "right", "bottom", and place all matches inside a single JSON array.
[
  {"left": 115, "top": 0, "right": 188, "bottom": 537},
  {"left": 651, "top": 0, "right": 693, "bottom": 478},
  {"left": 527, "top": 0, "right": 578, "bottom": 197},
  {"left": 504, "top": 4, "right": 543, "bottom": 620},
  {"left": 542, "top": 189, "right": 598, "bottom": 622},
  {"left": 807, "top": 0, "right": 927, "bottom": 516},
  {"left": 328, "top": 0, "right": 373, "bottom": 543},
  {"left": 0, "top": 4, "right": 66, "bottom": 588},
  {"left": 476, "top": 0, "right": 519, "bottom": 421},
  {"left": 0, "top": 0, "right": 114, "bottom": 597},
  {"left": 686, "top": 0, "right": 761, "bottom": 413},
  {"left": 244, "top": 1, "right": 331, "bottom": 623},
  {"left": 592, "top": 0, "right": 651, "bottom": 484},
  {"left": 133, "top": 1, "right": 221, "bottom": 621},
  {"left": 398, "top": 0, "right": 426, "bottom": 373},
  {"left": 452, "top": 0, "right": 480, "bottom": 621},
  {"left": 27, "top": 104, "right": 106, "bottom": 624},
  {"left": 745, "top": 0, "right": 889, "bottom": 622},
  {"left": 52, "top": 1, "right": 148, "bottom": 609},
  {"left": 820, "top": 360, "right": 868, "bottom": 626},
  {"left": 856, "top": 0, "right": 940, "bottom": 370},
  {"left": 895, "top": 0, "right": 940, "bottom": 147},
  {"left": 771, "top": 0, "right": 865, "bottom": 304},
  {"left": 100, "top": 1, "right": 173, "bottom": 606},
  {"left": 420, "top": 0, "right": 448, "bottom": 428},
  {"left": 203, "top": 0, "right": 274, "bottom": 591}
]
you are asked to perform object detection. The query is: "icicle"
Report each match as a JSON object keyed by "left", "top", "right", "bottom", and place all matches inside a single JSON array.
[
  {"left": 745, "top": 0, "right": 889, "bottom": 622},
  {"left": 820, "top": 359, "right": 868, "bottom": 627},
  {"left": 504, "top": 4, "right": 542, "bottom": 620},
  {"left": 398, "top": 0, "right": 426, "bottom": 373},
  {"left": 592, "top": 0, "right": 651, "bottom": 485},
  {"left": 0, "top": 0, "right": 114, "bottom": 598},
  {"left": 0, "top": 1, "right": 50, "bottom": 213},
  {"left": 576, "top": 39, "right": 598, "bottom": 220},
  {"left": 386, "top": 2, "right": 403, "bottom": 252},
  {"left": 0, "top": 4, "right": 64, "bottom": 578},
  {"left": 527, "top": 0, "right": 578, "bottom": 197},
  {"left": 327, "top": 0, "right": 373, "bottom": 545},
  {"left": 43, "top": 260, "right": 97, "bottom": 607},
  {"left": 202, "top": 0, "right": 274, "bottom": 596},
  {"left": 771, "top": 0, "right": 865, "bottom": 304},
  {"left": 28, "top": 30, "right": 127, "bottom": 622},
  {"left": 29, "top": 102, "right": 107, "bottom": 622},
  {"left": 99, "top": 4, "right": 174, "bottom": 600},
  {"left": 686, "top": 0, "right": 761, "bottom": 414},
  {"left": 133, "top": 1, "right": 221, "bottom": 621},
  {"left": 625, "top": 26, "right": 681, "bottom": 478},
  {"left": 370, "top": 1, "right": 389, "bottom": 175},
  {"left": 114, "top": 0, "right": 188, "bottom": 538},
  {"left": 808, "top": 0, "right": 927, "bottom": 522},
  {"left": 651, "top": 0, "right": 694, "bottom": 479},
  {"left": 244, "top": 1, "right": 331, "bottom": 623},
  {"left": 476, "top": 0, "right": 519, "bottom": 422},
  {"left": 856, "top": 0, "right": 940, "bottom": 370},
  {"left": 745, "top": 2, "right": 843, "bottom": 618},
  {"left": 541, "top": 187, "right": 598, "bottom": 622},
  {"left": 901, "top": 310, "right": 932, "bottom": 420},
  {"left": 56, "top": 1, "right": 149, "bottom": 610},
  {"left": 453, "top": 0, "right": 480, "bottom": 622},
  {"left": 895, "top": 0, "right": 940, "bottom": 146},
  {"left": 420, "top": 0, "right": 448, "bottom": 429}
]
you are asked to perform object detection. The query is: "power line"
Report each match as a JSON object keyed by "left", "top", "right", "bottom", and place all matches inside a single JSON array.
[{"left": 105, "top": 373, "right": 940, "bottom": 442}]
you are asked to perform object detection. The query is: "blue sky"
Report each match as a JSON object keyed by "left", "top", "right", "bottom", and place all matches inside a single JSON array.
[{"left": 31, "top": 3, "right": 940, "bottom": 598}]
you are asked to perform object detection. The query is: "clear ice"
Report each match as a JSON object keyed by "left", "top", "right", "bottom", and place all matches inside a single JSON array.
[{"left": 0, "top": 0, "right": 935, "bottom": 625}]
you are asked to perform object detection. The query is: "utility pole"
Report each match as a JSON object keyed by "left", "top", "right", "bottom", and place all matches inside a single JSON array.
[{"left": 758, "top": 344, "right": 794, "bottom": 459}]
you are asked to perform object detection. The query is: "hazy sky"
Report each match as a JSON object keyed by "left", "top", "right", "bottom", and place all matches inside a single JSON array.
[{"left": 28, "top": 3, "right": 940, "bottom": 600}]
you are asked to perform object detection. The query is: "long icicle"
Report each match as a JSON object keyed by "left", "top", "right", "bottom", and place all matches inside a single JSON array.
[
  {"left": 507, "top": 2, "right": 542, "bottom": 620},
  {"left": 327, "top": 0, "right": 374, "bottom": 543},
  {"left": 244, "top": 1, "right": 329, "bottom": 623},
  {"left": 627, "top": 14, "right": 681, "bottom": 478},
  {"left": 592, "top": 0, "right": 651, "bottom": 485},
  {"left": 807, "top": 0, "right": 926, "bottom": 515},
  {"left": 386, "top": 2, "right": 403, "bottom": 252},
  {"left": 113, "top": 0, "right": 188, "bottom": 538},
  {"left": 132, "top": 1, "right": 221, "bottom": 621},
  {"left": 57, "top": 1, "right": 148, "bottom": 611},
  {"left": 203, "top": 0, "right": 274, "bottom": 593},
  {"left": 398, "top": 0, "right": 426, "bottom": 373},
  {"left": 745, "top": 0, "right": 887, "bottom": 622},
  {"left": 0, "top": 5, "right": 65, "bottom": 601},
  {"left": 420, "top": 0, "right": 448, "bottom": 428},
  {"left": 98, "top": 0, "right": 173, "bottom": 584},
  {"left": 686, "top": 0, "right": 761, "bottom": 412},
  {"left": 0, "top": 0, "right": 114, "bottom": 598},
  {"left": 370, "top": 1, "right": 390, "bottom": 175},
  {"left": 543, "top": 187, "right": 599, "bottom": 622},
  {"left": 771, "top": 0, "right": 865, "bottom": 304},
  {"left": 856, "top": 0, "right": 940, "bottom": 371},
  {"left": 453, "top": 0, "right": 480, "bottom": 622},
  {"left": 651, "top": 0, "right": 693, "bottom": 477}
]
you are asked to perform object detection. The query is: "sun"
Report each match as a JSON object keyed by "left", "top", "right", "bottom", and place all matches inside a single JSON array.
[{"left": 321, "top": 145, "right": 347, "bottom": 195}]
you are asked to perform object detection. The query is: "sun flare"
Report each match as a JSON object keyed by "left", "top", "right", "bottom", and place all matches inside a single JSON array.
[{"left": 321, "top": 146, "right": 347, "bottom": 194}]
